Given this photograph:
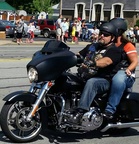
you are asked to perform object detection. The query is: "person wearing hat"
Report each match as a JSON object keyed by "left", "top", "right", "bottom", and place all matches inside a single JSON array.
[{"left": 67, "top": 22, "right": 123, "bottom": 124}]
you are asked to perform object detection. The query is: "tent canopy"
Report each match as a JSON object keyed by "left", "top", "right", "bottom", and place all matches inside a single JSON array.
[{"left": 0, "top": 1, "right": 16, "bottom": 11}]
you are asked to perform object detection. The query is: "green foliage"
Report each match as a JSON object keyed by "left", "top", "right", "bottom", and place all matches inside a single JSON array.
[
  {"left": 5, "top": 0, "right": 58, "bottom": 14},
  {"left": 33, "top": 0, "right": 52, "bottom": 13},
  {"left": 136, "top": 19, "right": 139, "bottom": 26}
]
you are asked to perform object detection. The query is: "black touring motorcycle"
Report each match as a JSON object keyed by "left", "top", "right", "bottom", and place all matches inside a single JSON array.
[{"left": 0, "top": 40, "right": 139, "bottom": 143}]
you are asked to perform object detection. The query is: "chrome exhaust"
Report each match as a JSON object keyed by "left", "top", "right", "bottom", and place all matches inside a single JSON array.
[{"left": 101, "top": 122, "right": 139, "bottom": 132}]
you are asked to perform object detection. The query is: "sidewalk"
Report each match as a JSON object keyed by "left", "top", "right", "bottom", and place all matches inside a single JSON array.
[{"left": 0, "top": 39, "right": 91, "bottom": 46}]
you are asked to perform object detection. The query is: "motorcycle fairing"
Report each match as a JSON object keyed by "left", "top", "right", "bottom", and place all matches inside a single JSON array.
[
  {"left": 50, "top": 72, "right": 85, "bottom": 93},
  {"left": 27, "top": 51, "right": 77, "bottom": 82}
]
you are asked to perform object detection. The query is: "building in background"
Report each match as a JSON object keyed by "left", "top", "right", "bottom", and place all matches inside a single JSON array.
[{"left": 58, "top": 0, "right": 139, "bottom": 26}]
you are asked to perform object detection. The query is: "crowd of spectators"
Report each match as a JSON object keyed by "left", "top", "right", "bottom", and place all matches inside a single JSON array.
[
  {"left": 14, "top": 14, "right": 139, "bottom": 45},
  {"left": 125, "top": 25, "right": 139, "bottom": 43},
  {"left": 55, "top": 15, "right": 139, "bottom": 45},
  {"left": 55, "top": 15, "right": 100, "bottom": 44}
]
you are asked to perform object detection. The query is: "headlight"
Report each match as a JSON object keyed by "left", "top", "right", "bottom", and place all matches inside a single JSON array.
[{"left": 28, "top": 68, "right": 38, "bottom": 82}]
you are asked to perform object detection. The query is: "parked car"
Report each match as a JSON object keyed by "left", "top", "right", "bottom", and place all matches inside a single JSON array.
[
  {"left": 36, "top": 19, "right": 56, "bottom": 38},
  {"left": 9, "top": 20, "right": 15, "bottom": 25},
  {"left": 85, "top": 23, "right": 94, "bottom": 33},
  {"left": 0, "top": 22, "right": 6, "bottom": 31},
  {"left": 90, "top": 21, "right": 107, "bottom": 28},
  {"left": 0, "top": 20, "right": 15, "bottom": 37}
]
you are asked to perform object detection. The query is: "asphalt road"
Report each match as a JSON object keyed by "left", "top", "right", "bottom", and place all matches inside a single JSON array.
[{"left": 0, "top": 43, "right": 139, "bottom": 144}]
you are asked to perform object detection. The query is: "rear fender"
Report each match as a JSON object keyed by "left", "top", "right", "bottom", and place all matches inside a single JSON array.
[{"left": 3, "top": 91, "right": 37, "bottom": 103}]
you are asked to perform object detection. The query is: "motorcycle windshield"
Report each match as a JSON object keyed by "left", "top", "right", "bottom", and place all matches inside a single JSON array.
[
  {"left": 27, "top": 50, "right": 77, "bottom": 82},
  {"left": 41, "top": 40, "right": 70, "bottom": 53}
]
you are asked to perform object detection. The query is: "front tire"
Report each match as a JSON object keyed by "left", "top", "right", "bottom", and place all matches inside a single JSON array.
[{"left": 0, "top": 101, "right": 42, "bottom": 143}]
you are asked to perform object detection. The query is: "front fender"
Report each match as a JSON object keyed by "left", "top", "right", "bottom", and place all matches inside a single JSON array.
[{"left": 3, "top": 91, "right": 37, "bottom": 103}]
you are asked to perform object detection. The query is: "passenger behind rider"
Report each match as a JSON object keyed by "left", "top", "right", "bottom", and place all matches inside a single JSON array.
[
  {"left": 103, "top": 18, "right": 138, "bottom": 118},
  {"left": 69, "top": 22, "right": 123, "bottom": 124}
]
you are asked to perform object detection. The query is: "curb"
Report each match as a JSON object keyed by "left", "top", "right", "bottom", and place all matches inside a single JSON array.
[{"left": 0, "top": 40, "right": 91, "bottom": 46}]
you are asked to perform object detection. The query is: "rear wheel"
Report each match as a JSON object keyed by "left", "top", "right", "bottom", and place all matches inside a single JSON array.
[{"left": 0, "top": 101, "right": 42, "bottom": 143}]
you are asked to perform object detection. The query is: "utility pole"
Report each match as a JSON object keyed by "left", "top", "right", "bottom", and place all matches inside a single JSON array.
[{"left": 59, "top": 0, "right": 62, "bottom": 15}]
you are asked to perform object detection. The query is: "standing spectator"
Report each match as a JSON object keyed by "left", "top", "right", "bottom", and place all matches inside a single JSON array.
[
  {"left": 56, "top": 14, "right": 62, "bottom": 41},
  {"left": 29, "top": 15, "right": 37, "bottom": 27},
  {"left": 81, "top": 20, "right": 87, "bottom": 41},
  {"left": 60, "top": 18, "right": 68, "bottom": 42},
  {"left": 91, "top": 26, "right": 100, "bottom": 43},
  {"left": 64, "top": 18, "right": 70, "bottom": 43},
  {"left": 26, "top": 22, "right": 35, "bottom": 43},
  {"left": 128, "top": 27, "right": 136, "bottom": 43},
  {"left": 71, "top": 23, "right": 76, "bottom": 43},
  {"left": 134, "top": 25, "right": 139, "bottom": 42},
  {"left": 75, "top": 17, "right": 82, "bottom": 44},
  {"left": 16, "top": 15, "right": 24, "bottom": 45}
]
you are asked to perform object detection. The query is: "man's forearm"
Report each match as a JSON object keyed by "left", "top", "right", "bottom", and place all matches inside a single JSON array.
[{"left": 96, "top": 57, "right": 113, "bottom": 68}]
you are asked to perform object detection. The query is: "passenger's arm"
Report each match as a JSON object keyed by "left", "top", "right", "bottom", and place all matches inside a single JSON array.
[{"left": 126, "top": 52, "right": 138, "bottom": 75}]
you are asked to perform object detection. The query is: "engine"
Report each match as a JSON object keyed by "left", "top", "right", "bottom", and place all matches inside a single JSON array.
[
  {"left": 62, "top": 107, "right": 103, "bottom": 131},
  {"left": 81, "top": 107, "right": 103, "bottom": 131}
]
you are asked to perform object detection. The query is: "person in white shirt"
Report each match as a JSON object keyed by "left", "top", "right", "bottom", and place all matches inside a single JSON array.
[
  {"left": 56, "top": 14, "right": 62, "bottom": 40},
  {"left": 75, "top": 17, "right": 82, "bottom": 43},
  {"left": 91, "top": 26, "right": 100, "bottom": 43},
  {"left": 127, "top": 27, "right": 136, "bottom": 43},
  {"left": 26, "top": 22, "right": 35, "bottom": 43},
  {"left": 60, "top": 18, "right": 68, "bottom": 42}
]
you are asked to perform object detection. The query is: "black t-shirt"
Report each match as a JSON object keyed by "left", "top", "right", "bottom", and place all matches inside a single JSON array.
[
  {"left": 96, "top": 44, "right": 122, "bottom": 80},
  {"left": 79, "top": 43, "right": 122, "bottom": 81}
]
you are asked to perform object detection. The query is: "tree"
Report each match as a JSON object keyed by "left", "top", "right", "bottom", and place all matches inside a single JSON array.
[
  {"left": 6, "top": 0, "right": 58, "bottom": 14},
  {"left": 33, "top": 0, "right": 53, "bottom": 13},
  {"left": 6, "top": 0, "right": 36, "bottom": 14},
  {"left": 136, "top": 19, "right": 139, "bottom": 26}
]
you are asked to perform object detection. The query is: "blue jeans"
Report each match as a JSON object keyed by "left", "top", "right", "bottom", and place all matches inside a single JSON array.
[
  {"left": 81, "top": 29, "right": 86, "bottom": 41},
  {"left": 78, "top": 77, "right": 110, "bottom": 111},
  {"left": 105, "top": 70, "right": 135, "bottom": 114}
]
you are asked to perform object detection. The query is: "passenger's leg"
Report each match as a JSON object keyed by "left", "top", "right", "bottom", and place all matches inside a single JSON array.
[{"left": 105, "top": 70, "right": 127, "bottom": 114}]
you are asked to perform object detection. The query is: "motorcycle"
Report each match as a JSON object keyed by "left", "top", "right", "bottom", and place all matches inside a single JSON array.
[{"left": 0, "top": 40, "right": 139, "bottom": 143}]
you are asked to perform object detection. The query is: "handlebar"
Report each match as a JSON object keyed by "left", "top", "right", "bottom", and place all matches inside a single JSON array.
[{"left": 76, "top": 54, "right": 84, "bottom": 64}]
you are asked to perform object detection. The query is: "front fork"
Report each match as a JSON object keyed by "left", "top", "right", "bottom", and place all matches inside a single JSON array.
[{"left": 26, "top": 81, "right": 54, "bottom": 121}]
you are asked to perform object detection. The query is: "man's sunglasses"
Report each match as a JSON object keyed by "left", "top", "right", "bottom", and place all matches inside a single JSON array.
[{"left": 99, "top": 31, "right": 111, "bottom": 37}]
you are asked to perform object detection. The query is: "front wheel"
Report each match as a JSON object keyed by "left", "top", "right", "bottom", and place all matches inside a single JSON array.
[{"left": 0, "top": 101, "right": 42, "bottom": 143}]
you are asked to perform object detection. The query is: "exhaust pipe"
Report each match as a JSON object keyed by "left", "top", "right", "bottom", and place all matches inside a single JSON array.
[{"left": 101, "top": 122, "right": 139, "bottom": 132}]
